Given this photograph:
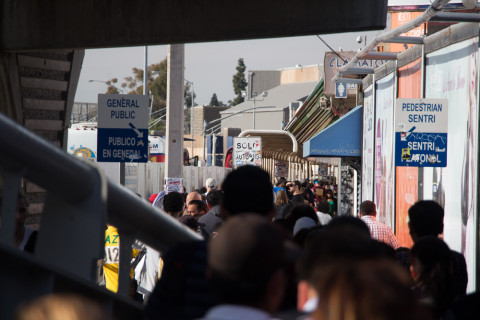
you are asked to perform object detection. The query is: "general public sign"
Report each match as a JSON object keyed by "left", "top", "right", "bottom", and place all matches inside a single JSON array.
[
  {"left": 97, "top": 94, "right": 149, "bottom": 162},
  {"left": 233, "top": 137, "right": 262, "bottom": 168},
  {"left": 395, "top": 98, "right": 448, "bottom": 167}
]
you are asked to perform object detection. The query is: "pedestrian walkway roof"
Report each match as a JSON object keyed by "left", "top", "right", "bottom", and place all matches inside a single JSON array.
[{"left": 303, "top": 105, "right": 363, "bottom": 157}]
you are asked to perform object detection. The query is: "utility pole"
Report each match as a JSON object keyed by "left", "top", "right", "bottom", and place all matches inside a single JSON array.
[{"left": 165, "top": 44, "right": 185, "bottom": 180}]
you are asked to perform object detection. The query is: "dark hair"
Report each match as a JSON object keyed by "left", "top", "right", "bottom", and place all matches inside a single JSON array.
[
  {"left": 221, "top": 166, "right": 273, "bottom": 216},
  {"left": 325, "top": 189, "right": 334, "bottom": 199},
  {"left": 163, "top": 192, "right": 185, "bottom": 217},
  {"left": 325, "top": 216, "right": 370, "bottom": 238},
  {"left": 206, "top": 190, "right": 224, "bottom": 207},
  {"left": 287, "top": 204, "right": 319, "bottom": 232},
  {"left": 410, "top": 236, "right": 454, "bottom": 317},
  {"left": 408, "top": 200, "right": 444, "bottom": 238},
  {"left": 317, "top": 201, "right": 330, "bottom": 214},
  {"left": 188, "top": 199, "right": 208, "bottom": 212},
  {"left": 293, "top": 180, "right": 301, "bottom": 188},
  {"left": 178, "top": 215, "right": 198, "bottom": 230},
  {"left": 360, "top": 200, "right": 376, "bottom": 216}
]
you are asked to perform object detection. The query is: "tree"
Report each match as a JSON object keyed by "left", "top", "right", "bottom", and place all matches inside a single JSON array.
[
  {"left": 210, "top": 93, "right": 220, "bottom": 106},
  {"left": 105, "top": 57, "right": 194, "bottom": 132},
  {"left": 232, "top": 58, "right": 247, "bottom": 106}
]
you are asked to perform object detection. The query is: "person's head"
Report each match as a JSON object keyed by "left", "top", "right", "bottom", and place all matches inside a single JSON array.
[
  {"left": 276, "top": 178, "right": 286, "bottom": 188},
  {"left": 208, "top": 213, "right": 294, "bottom": 313},
  {"left": 410, "top": 236, "right": 454, "bottom": 317},
  {"left": 178, "top": 215, "right": 199, "bottom": 230},
  {"left": 313, "top": 260, "right": 423, "bottom": 320},
  {"left": 205, "top": 178, "right": 217, "bottom": 192},
  {"left": 276, "top": 189, "right": 288, "bottom": 206},
  {"left": 221, "top": 165, "right": 274, "bottom": 218},
  {"left": 14, "top": 293, "right": 108, "bottom": 320},
  {"left": 359, "top": 200, "right": 376, "bottom": 217},
  {"left": 163, "top": 192, "right": 185, "bottom": 218},
  {"left": 185, "top": 191, "right": 202, "bottom": 208},
  {"left": 408, "top": 200, "right": 444, "bottom": 242},
  {"left": 206, "top": 190, "right": 224, "bottom": 209},
  {"left": 288, "top": 204, "right": 319, "bottom": 228},
  {"left": 325, "top": 189, "right": 333, "bottom": 199},
  {"left": 316, "top": 201, "right": 330, "bottom": 214},
  {"left": 325, "top": 216, "right": 371, "bottom": 238},
  {"left": 187, "top": 200, "right": 208, "bottom": 216},
  {"left": 292, "top": 180, "right": 302, "bottom": 194}
]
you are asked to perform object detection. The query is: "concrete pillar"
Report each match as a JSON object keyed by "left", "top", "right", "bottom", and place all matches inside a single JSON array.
[{"left": 165, "top": 44, "right": 185, "bottom": 180}]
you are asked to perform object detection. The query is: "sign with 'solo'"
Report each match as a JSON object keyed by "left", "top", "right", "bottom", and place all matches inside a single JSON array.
[
  {"left": 395, "top": 98, "right": 448, "bottom": 167},
  {"left": 97, "top": 94, "right": 149, "bottom": 162},
  {"left": 233, "top": 137, "right": 262, "bottom": 168}
]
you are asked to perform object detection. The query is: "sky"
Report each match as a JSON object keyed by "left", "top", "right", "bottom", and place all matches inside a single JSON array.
[{"left": 75, "top": 30, "right": 384, "bottom": 106}]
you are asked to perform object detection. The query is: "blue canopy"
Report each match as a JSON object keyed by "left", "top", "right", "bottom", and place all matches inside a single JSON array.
[{"left": 303, "top": 105, "right": 362, "bottom": 157}]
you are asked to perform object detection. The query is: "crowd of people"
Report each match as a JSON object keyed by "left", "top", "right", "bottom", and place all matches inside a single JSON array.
[
  {"left": 120, "top": 166, "right": 477, "bottom": 319},
  {"left": 7, "top": 166, "right": 479, "bottom": 319}
]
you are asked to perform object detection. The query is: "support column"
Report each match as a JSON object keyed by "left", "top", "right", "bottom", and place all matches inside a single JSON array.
[{"left": 165, "top": 44, "right": 185, "bottom": 180}]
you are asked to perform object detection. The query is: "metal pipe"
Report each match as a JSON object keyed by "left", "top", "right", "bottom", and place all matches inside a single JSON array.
[
  {"left": 0, "top": 113, "right": 95, "bottom": 203},
  {"left": 386, "top": 36, "right": 425, "bottom": 44},
  {"left": 332, "top": 0, "right": 451, "bottom": 83},
  {"left": 431, "top": 12, "right": 480, "bottom": 22},
  {"left": 339, "top": 67, "right": 375, "bottom": 75},
  {"left": 360, "top": 52, "right": 399, "bottom": 60}
]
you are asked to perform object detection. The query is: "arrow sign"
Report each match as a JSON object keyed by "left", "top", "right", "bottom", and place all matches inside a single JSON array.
[{"left": 129, "top": 122, "right": 144, "bottom": 138}]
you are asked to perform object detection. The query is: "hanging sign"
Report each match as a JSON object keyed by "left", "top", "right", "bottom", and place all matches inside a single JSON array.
[
  {"left": 395, "top": 98, "right": 448, "bottom": 167},
  {"left": 233, "top": 137, "right": 262, "bottom": 168}
]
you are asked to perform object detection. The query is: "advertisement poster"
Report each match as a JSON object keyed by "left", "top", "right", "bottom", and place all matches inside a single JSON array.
[
  {"left": 374, "top": 73, "right": 395, "bottom": 228},
  {"left": 395, "top": 59, "right": 421, "bottom": 248},
  {"left": 233, "top": 137, "right": 262, "bottom": 168},
  {"left": 274, "top": 160, "right": 288, "bottom": 178},
  {"left": 425, "top": 38, "right": 478, "bottom": 292},
  {"left": 362, "top": 85, "right": 374, "bottom": 202},
  {"left": 389, "top": 12, "right": 425, "bottom": 52},
  {"left": 165, "top": 177, "right": 183, "bottom": 193},
  {"left": 395, "top": 98, "right": 448, "bottom": 167}
]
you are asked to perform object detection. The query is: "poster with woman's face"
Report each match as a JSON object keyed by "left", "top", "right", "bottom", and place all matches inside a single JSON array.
[
  {"left": 425, "top": 38, "right": 478, "bottom": 292},
  {"left": 374, "top": 73, "right": 395, "bottom": 228}
]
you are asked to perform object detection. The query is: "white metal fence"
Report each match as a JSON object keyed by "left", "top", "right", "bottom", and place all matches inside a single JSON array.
[{"left": 124, "top": 163, "right": 231, "bottom": 198}]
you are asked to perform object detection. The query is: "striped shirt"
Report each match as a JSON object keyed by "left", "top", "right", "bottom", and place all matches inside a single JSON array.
[{"left": 361, "top": 215, "right": 399, "bottom": 249}]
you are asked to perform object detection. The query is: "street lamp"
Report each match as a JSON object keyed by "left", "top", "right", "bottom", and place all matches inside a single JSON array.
[
  {"left": 89, "top": 79, "right": 124, "bottom": 93},
  {"left": 202, "top": 105, "right": 271, "bottom": 164}
]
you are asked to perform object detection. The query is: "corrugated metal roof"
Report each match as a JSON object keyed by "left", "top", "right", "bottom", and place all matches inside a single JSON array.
[
  {"left": 285, "top": 79, "right": 336, "bottom": 144},
  {"left": 221, "top": 81, "right": 318, "bottom": 114}
]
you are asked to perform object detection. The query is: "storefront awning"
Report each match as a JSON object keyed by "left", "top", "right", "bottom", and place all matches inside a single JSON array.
[{"left": 303, "top": 105, "right": 362, "bottom": 157}]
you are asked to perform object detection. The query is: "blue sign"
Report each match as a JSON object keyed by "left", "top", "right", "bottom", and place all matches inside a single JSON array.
[
  {"left": 395, "top": 98, "right": 448, "bottom": 167},
  {"left": 335, "top": 82, "right": 347, "bottom": 98},
  {"left": 97, "top": 94, "right": 149, "bottom": 162}
]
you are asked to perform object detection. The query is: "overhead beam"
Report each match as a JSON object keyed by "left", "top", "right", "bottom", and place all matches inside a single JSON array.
[
  {"left": 0, "top": 0, "right": 388, "bottom": 51},
  {"left": 384, "top": 36, "right": 424, "bottom": 44},
  {"left": 360, "top": 52, "right": 398, "bottom": 60},
  {"left": 339, "top": 67, "right": 375, "bottom": 75},
  {"left": 337, "top": 78, "right": 363, "bottom": 84},
  {"left": 431, "top": 12, "right": 480, "bottom": 22}
]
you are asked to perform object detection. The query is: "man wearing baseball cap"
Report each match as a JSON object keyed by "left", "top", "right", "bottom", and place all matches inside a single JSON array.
[{"left": 204, "top": 178, "right": 217, "bottom": 196}]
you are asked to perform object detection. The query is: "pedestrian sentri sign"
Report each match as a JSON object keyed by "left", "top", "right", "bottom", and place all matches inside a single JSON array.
[
  {"left": 395, "top": 98, "right": 448, "bottom": 167},
  {"left": 97, "top": 94, "right": 149, "bottom": 162}
]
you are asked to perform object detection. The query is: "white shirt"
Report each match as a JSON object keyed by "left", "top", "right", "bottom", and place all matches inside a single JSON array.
[{"left": 316, "top": 211, "right": 332, "bottom": 225}]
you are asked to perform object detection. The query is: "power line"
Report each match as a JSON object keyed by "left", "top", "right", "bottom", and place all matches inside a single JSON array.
[{"left": 316, "top": 35, "right": 347, "bottom": 63}]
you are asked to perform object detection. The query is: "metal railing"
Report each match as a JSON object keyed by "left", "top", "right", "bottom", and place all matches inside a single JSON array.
[{"left": 0, "top": 112, "right": 200, "bottom": 297}]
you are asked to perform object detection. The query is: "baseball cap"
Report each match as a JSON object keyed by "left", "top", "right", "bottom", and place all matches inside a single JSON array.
[
  {"left": 206, "top": 178, "right": 217, "bottom": 189},
  {"left": 209, "top": 214, "right": 300, "bottom": 282}
]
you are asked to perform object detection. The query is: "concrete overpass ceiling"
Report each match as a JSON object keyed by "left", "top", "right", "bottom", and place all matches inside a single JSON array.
[{"left": 1, "top": 0, "right": 388, "bottom": 51}]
